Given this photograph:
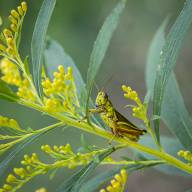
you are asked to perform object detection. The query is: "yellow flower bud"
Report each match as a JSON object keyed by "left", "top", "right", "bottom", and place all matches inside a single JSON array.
[
  {"left": 21, "top": 2, "right": 27, "bottom": 12},
  {"left": 120, "top": 169, "right": 127, "bottom": 183},
  {"left": 106, "top": 185, "right": 114, "bottom": 192},
  {"left": 11, "top": 10, "right": 20, "bottom": 19},
  {"left": 114, "top": 174, "right": 121, "bottom": 182},
  {"left": 7, "top": 37, "right": 14, "bottom": 47},
  {"left": 41, "top": 145, "right": 52, "bottom": 153},
  {"left": 58, "top": 65, "right": 65, "bottom": 73},
  {"left": 10, "top": 23, "right": 17, "bottom": 32},
  {"left": 31, "top": 153, "right": 38, "bottom": 162},
  {"left": 8, "top": 15, "right": 17, "bottom": 24},
  {"left": 13, "top": 168, "right": 26, "bottom": 177},
  {"left": 3, "top": 184, "right": 12, "bottom": 190},
  {"left": 6, "top": 174, "right": 16, "bottom": 183},
  {"left": 17, "top": 6, "right": 24, "bottom": 16},
  {"left": 3, "top": 28, "right": 13, "bottom": 38},
  {"left": 112, "top": 181, "right": 120, "bottom": 189},
  {"left": 53, "top": 145, "right": 59, "bottom": 152}
]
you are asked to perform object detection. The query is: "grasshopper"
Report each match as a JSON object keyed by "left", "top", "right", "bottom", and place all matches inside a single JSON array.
[{"left": 89, "top": 91, "right": 146, "bottom": 141}]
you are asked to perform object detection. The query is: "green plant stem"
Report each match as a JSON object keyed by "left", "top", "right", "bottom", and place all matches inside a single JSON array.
[
  {"left": 19, "top": 101, "right": 192, "bottom": 175},
  {"left": 101, "top": 159, "right": 165, "bottom": 165},
  {"left": 146, "top": 121, "right": 163, "bottom": 151}
]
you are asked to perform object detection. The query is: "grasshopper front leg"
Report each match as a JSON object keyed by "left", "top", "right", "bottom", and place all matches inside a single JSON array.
[
  {"left": 89, "top": 107, "right": 105, "bottom": 114},
  {"left": 78, "top": 107, "right": 104, "bottom": 123}
]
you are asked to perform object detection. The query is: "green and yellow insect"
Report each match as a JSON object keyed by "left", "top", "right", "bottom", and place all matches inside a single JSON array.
[{"left": 89, "top": 91, "right": 147, "bottom": 141}]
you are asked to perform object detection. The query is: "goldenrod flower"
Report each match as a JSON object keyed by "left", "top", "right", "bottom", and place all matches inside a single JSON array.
[
  {"left": 0, "top": 58, "right": 36, "bottom": 102},
  {"left": 0, "top": 115, "right": 21, "bottom": 130},
  {"left": 0, "top": 58, "right": 22, "bottom": 86},
  {"left": 122, "top": 85, "right": 148, "bottom": 124},
  {"left": 99, "top": 169, "right": 128, "bottom": 192},
  {"left": 178, "top": 150, "right": 192, "bottom": 165},
  {"left": 42, "top": 65, "right": 80, "bottom": 117},
  {"left": 0, "top": 1, "right": 27, "bottom": 58},
  {"left": 6, "top": 174, "right": 17, "bottom": 183}
]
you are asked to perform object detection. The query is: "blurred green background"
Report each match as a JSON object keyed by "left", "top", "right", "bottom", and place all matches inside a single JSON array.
[{"left": 0, "top": 0, "right": 192, "bottom": 191}]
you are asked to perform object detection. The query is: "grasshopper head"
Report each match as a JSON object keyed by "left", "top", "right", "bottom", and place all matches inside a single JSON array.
[{"left": 95, "top": 91, "right": 108, "bottom": 107}]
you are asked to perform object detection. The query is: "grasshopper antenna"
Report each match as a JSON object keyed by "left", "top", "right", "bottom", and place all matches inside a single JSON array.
[
  {"left": 94, "top": 82, "right": 99, "bottom": 92},
  {"left": 101, "top": 75, "right": 114, "bottom": 92}
]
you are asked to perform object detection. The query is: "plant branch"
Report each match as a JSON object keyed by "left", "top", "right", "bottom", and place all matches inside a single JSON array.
[{"left": 19, "top": 100, "right": 192, "bottom": 175}]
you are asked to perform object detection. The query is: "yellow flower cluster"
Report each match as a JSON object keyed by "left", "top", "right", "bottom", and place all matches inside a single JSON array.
[
  {"left": 99, "top": 169, "right": 128, "bottom": 192},
  {"left": 178, "top": 150, "right": 192, "bottom": 165},
  {"left": 42, "top": 65, "right": 79, "bottom": 116},
  {"left": 41, "top": 144, "right": 97, "bottom": 168},
  {"left": 122, "top": 85, "right": 148, "bottom": 124},
  {"left": 0, "top": 115, "right": 20, "bottom": 130},
  {"left": 0, "top": 2, "right": 27, "bottom": 57},
  {"left": 0, "top": 144, "right": 108, "bottom": 191},
  {"left": 0, "top": 59, "right": 36, "bottom": 101},
  {"left": 0, "top": 58, "right": 21, "bottom": 86},
  {"left": 0, "top": 153, "right": 43, "bottom": 192}
]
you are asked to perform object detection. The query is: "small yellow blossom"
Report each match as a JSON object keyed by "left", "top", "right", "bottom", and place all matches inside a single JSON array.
[
  {"left": 42, "top": 65, "right": 79, "bottom": 117},
  {"left": 42, "top": 65, "right": 73, "bottom": 96},
  {"left": 0, "top": 58, "right": 22, "bottom": 86},
  {"left": 3, "top": 184, "right": 12, "bottom": 190},
  {"left": 6, "top": 174, "right": 17, "bottom": 183},
  {"left": 43, "top": 98, "right": 62, "bottom": 113},
  {"left": 178, "top": 150, "right": 192, "bottom": 165},
  {"left": 99, "top": 169, "right": 128, "bottom": 192},
  {"left": 122, "top": 85, "right": 148, "bottom": 124},
  {"left": 0, "top": 59, "right": 36, "bottom": 102},
  {"left": 17, "top": 78, "right": 36, "bottom": 101},
  {"left": 0, "top": 2, "right": 27, "bottom": 57},
  {"left": 0, "top": 115, "right": 21, "bottom": 130}
]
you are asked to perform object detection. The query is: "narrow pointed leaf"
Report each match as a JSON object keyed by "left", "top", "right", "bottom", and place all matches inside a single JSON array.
[
  {"left": 31, "top": 0, "right": 56, "bottom": 96},
  {"left": 86, "top": 0, "right": 127, "bottom": 117},
  {"left": 0, "top": 80, "right": 18, "bottom": 102},
  {"left": 153, "top": 0, "right": 192, "bottom": 145},
  {"left": 56, "top": 147, "right": 115, "bottom": 192},
  {"left": 146, "top": 18, "right": 192, "bottom": 149},
  {"left": 80, "top": 162, "right": 161, "bottom": 192},
  {"left": 0, "top": 133, "right": 41, "bottom": 178},
  {"left": 0, "top": 124, "right": 62, "bottom": 178}
]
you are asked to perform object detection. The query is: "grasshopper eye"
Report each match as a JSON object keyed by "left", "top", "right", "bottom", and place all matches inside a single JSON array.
[{"left": 95, "top": 104, "right": 98, "bottom": 108}]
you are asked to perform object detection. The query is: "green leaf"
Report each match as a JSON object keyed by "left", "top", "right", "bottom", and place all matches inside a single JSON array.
[
  {"left": 56, "top": 147, "right": 115, "bottom": 192},
  {"left": 0, "top": 124, "right": 62, "bottom": 179},
  {"left": 146, "top": 18, "right": 192, "bottom": 149},
  {"left": 140, "top": 136, "right": 191, "bottom": 177},
  {"left": 0, "top": 80, "right": 18, "bottom": 102},
  {"left": 80, "top": 162, "right": 161, "bottom": 192},
  {"left": 153, "top": 0, "right": 192, "bottom": 145},
  {"left": 0, "top": 133, "right": 41, "bottom": 179},
  {"left": 85, "top": 0, "right": 127, "bottom": 118},
  {"left": 31, "top": 0, "right": 56, "bottom": 97}
]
